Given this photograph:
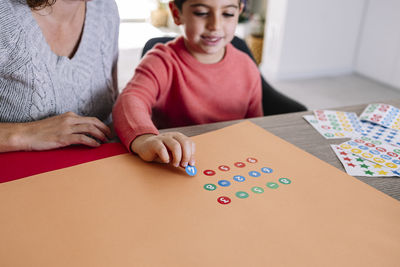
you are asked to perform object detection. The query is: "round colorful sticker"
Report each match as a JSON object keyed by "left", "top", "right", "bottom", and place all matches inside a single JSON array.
[
  {"left": 217, "top": 197, "right": 231, "bottom": 205},
  {"left": 261, "top": 167, "right": 273, "bottom": 174},
  {"left": 251, "top": 187, "right": 264, "bottom": 194},
  {"left": 185, "top": 165, "right": 197, "bottom": 176},
  {"left": 203, "top": 170, "right": 216, "bottom": 176},
  {"left": 247, "top": 157, "right": 258, "bottom": 163},
  {"left": 218, "top": 180, "right": 231, "bottom": 187},
  {"left": 234, "top": 162, "right": 246, "bottom": 168},
  {"left": 249, "top": 171, "right": 261, "bottom": 177},
  {"left": 279, "top": 178, "right": 292, "bottom": 185},
  {"left": 204, "top": 184, "right": 217, "bottom": 191},
  {"left": 236, "top": 191, "right": 249, "bottom": 199},
  {"left": 233, "top": 175, "right": 246, "bottom": 182},
  {"left": 218, "top": 165, "right": 230, "bottom": 171},
  {"left": 267, "top": 182, "right": 279, "bottom": 189}
]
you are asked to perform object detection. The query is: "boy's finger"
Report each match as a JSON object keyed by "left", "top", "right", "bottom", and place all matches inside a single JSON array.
[
  {"left": 163, "top": 138, "right": 182, "bottom": 167},
  {"left": 189, "top": 142, "right": 196, "bottom": 166},
  {"left": 152, "top": 142, "right": 170, "bottom": 163},
  {"left": 173, "top": 135, "right": 193, "bottom": 167}
]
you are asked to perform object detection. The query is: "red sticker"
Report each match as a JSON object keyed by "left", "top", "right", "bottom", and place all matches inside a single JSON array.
[
  {"left": 218, "top": 165, "right": 230, "bottom": 171},
  {"left": 217, "top": 196, "right": 231, "bottom": 205},
  {"left": 354, "top": 139, "right": 365, "bottom": 144},
  {"left": 365, "top": 143, "right": 375, "bottom": 147},
  {"left": 234, "top": 162, "right": 246, "bottom": 168},
  {"left": 203, "top": 170, "right": 216, "bottom": 176},
  {"left": 246, "top": 157, "right": 258, "bottom": 163},
  {"left": 376, "top": 147, "right": 387, "bottom": 153},
  {"left": 387, "top": 152, "right": 398, "bottom": 157},
  {"left": 321, "top": 125, "right": 331, "bottom": 130}
]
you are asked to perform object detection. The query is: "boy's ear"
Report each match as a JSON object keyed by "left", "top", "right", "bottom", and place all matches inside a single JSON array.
[
  {"left": 239, "top": 2, "right": 245, "bottom": 14},
  {"left": 169, "top": 1, "right": 182, "bottom": 25}
]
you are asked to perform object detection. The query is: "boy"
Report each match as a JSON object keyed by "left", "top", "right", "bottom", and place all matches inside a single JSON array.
[{"left": 113, "top": 0, "right": 262, "bottom": 168}]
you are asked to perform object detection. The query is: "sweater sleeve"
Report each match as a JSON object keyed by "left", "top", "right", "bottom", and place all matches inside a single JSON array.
[{"left": 112, "top": 50, "right": 172, "bottom": 150}]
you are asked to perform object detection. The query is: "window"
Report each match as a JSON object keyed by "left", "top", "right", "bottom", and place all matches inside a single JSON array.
[{"left": 115, "top": 0, "right": 158, "bottom": 22}]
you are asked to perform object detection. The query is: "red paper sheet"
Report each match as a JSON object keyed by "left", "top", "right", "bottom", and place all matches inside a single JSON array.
[{"left": 0, "top": 143, "right": 128, "bottom": 183}]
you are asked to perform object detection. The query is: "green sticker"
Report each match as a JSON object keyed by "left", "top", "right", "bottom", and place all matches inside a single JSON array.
[
  {"left": 394, "top": 149, "right": 400, "bottom": 154},
  {"left": 279, "top": 178, "right": 292, "bottom": 185},
  {"left": 361, "top": 136, "right": 371, "bottom": 141},
  {"left": 236, "top": 191, "right": 249, "bottom": 199},
  {"left": 251, "top": 186, "right": 264, "bottom": 194},
  {"left": 204, "top": 184, "right": 217, "bottom": 191},
  {"left": 267, "top": 182, "right": 279, "bottom": 189},
  {"left": 324, "top": 133, "right": 334, "bottom": 138},
  {"left": 371, "top": 140, "right": 382, "bottom": 145}
]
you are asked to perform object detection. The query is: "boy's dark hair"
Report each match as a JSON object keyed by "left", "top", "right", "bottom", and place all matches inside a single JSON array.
[{"left": 174, "top": 0, "right": 242, "bottom": 11}]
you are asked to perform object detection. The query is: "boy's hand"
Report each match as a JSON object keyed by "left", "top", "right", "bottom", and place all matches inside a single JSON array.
[{"left": 131, "top": 132, "right": 196, "bottom": 168}]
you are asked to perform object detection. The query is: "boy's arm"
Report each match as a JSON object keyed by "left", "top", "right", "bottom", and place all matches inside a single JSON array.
[{"left": 112, "top": 53, "right": 172, "bottom": 150}]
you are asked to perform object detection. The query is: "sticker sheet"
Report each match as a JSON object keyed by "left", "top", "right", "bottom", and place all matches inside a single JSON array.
[
  {"left": 314, "top": 110, "right": 364, "bottom": 138},
  {"left": 359, "top": 103, "right": 400, "bottom": 130},
  {"left": 303, "top": 115, "right": 348, "bottom": 139},
  {"left": 331, "top": 145, "right": 396, "bottom": 177},
  {"left": 338, "top": 137, "right": 400, "bottom": 175},
  {"left": 360, "top": 121, "right": 400, "bottom": 147}
]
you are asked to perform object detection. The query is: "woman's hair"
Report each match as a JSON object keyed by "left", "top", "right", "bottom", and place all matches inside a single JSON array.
[
  {"left": 174, "top": 0, "right": 242, "bottom": 11},
  {"left": 26, "top": 0, "right": 56, "bottom": 10}
]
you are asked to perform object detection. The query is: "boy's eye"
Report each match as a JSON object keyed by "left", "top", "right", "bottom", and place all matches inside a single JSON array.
[
  {"left": 223, "top": 13, "right": 235, "bottom": 17},
  {"left": 193, "top": 11, "right": 209, "bottom": 17}
]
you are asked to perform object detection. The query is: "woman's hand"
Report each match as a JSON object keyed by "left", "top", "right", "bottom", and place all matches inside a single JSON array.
[
  {"left": 0, "top": 112, "right": 112, "bottom": 152},
  {"left": 131, "top": 132, "right": 196, "bottom": 168}
]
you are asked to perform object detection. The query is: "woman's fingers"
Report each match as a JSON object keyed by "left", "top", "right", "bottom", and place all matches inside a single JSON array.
[{"left": 71, "top": 123, "right": 108, "bottom": 143}]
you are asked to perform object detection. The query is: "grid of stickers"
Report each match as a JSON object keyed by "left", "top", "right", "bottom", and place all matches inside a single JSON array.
[
  {"left": 304, "top": 103, "right": 400, "bottom": 177},
  {"left": 201, "top": 157, "right": 292, "bottom": 205}
]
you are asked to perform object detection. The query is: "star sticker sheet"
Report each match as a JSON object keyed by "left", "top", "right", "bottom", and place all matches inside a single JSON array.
[
  {"left": 331, "top": 145, "right": 396, "bottom": 177},
  {"left": 303, "top": 115, "right": 348, "bottom": 139},
  {"left": 313, "top": 110, "right": 364, "bottom": 138},
  {"left": 359, "top": 103, "right": 400, "bottom": 130},
  {"left": 1, "top": 122, "right": 400, "bottom": 267},
  {"left": 338, "top": 137, "right": 400, "bottom": 175}
]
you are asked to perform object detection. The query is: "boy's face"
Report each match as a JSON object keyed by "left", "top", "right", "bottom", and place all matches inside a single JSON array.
[{"left": 170, "top": 0, "right": 243, "bottom": 63}]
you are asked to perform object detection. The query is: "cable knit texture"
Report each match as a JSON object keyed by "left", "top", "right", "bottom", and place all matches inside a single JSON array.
[
  {"left": 0, "top": 0, "right": 119, "bottom": 123},
  {"left": 113, "top": 36, "right": 263, "bottom": 150}
]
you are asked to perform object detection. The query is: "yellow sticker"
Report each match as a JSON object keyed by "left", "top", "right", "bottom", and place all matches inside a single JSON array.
[
  {"left": 373, "top": 158, "right": 385, "bottom": 164},
  {"left": 385, "top": 162, "right": 397, "bottom": 169},
  {"left": 361, "top": 153, "right": 373, "bottom": 158}
]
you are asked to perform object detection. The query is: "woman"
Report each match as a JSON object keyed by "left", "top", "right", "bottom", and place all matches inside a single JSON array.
[{"left": 0, "top": 0, "right": 119, "bottom": 152}]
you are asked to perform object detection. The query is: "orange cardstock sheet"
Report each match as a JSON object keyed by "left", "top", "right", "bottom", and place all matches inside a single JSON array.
[{"left": 1, "top": 121, "right": 400, "bottom": 266}]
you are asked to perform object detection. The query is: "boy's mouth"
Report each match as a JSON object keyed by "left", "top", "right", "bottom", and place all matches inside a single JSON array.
[{"left": 201, "top": 36, "right": 223, "bottom": 45}]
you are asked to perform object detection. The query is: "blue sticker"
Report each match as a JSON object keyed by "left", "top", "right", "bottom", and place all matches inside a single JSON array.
[
  {"left": 261, "top": 167, "right": 273, "bottom": 174},
  {"left": 249, "top": 171, "right": 261, "bottom": 177},
  {"left": 185, "top": 165, "right": 197, "bottom": 176},
  {"left": 218, "top": 180, "right": 231, "bottom": 187},
  {"left": 233, "top": 175, "right": 246, "bottom": 182}
]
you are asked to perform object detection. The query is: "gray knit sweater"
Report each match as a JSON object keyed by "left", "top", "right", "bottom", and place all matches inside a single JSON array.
[{"left": 0, "top": 0, "right": 119, "bottom": 123}]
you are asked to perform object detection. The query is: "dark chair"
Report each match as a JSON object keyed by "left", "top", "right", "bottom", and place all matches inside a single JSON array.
[{"left": 141, "top": 36, "right": 307, "bottom": 115}]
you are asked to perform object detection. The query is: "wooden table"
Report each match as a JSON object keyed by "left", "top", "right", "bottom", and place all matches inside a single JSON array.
[{"left": 163, "top": 101, "right": 400, "bottom": 201}]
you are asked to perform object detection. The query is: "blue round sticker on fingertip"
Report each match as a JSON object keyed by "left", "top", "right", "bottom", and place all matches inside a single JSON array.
[{"left": 185, "top": 165, "right": 197, "bottom": 176}]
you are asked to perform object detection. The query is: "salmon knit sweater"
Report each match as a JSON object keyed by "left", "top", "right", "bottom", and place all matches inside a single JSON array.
[{"left": 113, "top": 37, "right": 262, "bottom": 150}]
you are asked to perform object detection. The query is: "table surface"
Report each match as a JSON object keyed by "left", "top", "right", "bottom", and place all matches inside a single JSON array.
[
  {"left": 161, "top": 101, "right": 400, "bottom": 201},
  {"left": 1, "top": 101, "right": 399, "bottom": 201}
]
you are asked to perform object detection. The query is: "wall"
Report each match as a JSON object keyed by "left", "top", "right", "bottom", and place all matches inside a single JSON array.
[
  {"left": 261, "top": 0, "right": 366, "bottom": 81},
  {"left": 355, "top": 0, "right": 400, "bottom": 89}
]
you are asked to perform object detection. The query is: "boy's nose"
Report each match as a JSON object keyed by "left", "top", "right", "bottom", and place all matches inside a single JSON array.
[{"left": 207, "top": 14, "right": 221, "bottom": 31}]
